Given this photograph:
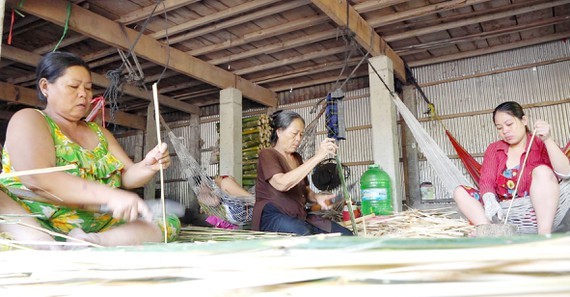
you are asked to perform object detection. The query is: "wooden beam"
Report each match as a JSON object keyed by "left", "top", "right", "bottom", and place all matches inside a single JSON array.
[
  {"left": 9, "top": 0, "right": 277, "bottom": 107},
  {"left": 117, "top": 0, "right": 200, "bottom": 24},
  {"left": 188, "top": 15, "right": 329, "bottom": 56},
  {"left": 167, "top": 0, "right": 309, "bottom": 45},
  {"left": 367, "top": 0, "right": 492, "bottom": 28},
  {"left": 353, "top": 0, "right": 409, "bottom": 14},
  {"left": 1, "top": 45, "right": 200, "bottom": 115},
  {"left": 151, "top": 0, "right": 280, "bottom": 39},
  {"left": 255, "top": 57, "right": 361, "bottom": 85},
  {"left": 384, "top": 0, "right": 569, "bottom": 42},
  {"left": 397, "top": 16, "right": 570, "bottom": 56},
  {"left": 0, "top": 81, "right": 145, "bottom": 129},
  {"left": 408, "top": 32, "right": 570, "bottom": 67},
  {"left": 310, "top": 0, "right": 406, "bottom": 82},
  {"left": 271, "top": 69, "right": 369, "bottom": 92},
  {"left": 234, "top": 46, "right": 347, "bottom": 76},
  {"left": 207, "top": 30, "right": 337, "bottom": 65}
]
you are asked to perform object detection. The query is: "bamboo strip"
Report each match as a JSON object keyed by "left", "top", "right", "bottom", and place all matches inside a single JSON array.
[{"left": 0, "top": 164, "right": 77, "bottom": 179}]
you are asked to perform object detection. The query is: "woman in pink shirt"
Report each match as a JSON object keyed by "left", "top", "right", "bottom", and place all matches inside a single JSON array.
[{"left": 453, "top": 101, "right": 570, "bottom": 234}]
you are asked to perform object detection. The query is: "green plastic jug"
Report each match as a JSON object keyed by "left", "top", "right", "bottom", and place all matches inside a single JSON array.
[{"left": 360, "top": 164, "right": 393, "bottom": 215}]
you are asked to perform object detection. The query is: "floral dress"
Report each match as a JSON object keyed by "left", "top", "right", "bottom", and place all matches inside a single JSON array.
[
  {"left": 461, "top": 165, "right": 528, "bottom": 202},
  {"left": 0, "top": 110, "right": 179, "bottom": 242}
]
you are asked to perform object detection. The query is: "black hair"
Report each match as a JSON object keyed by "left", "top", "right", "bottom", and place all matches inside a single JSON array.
[
  {"left": 492, "top": 101, "right": 530, "bottom": 132},
  {"left": 35, "top": 51, "right": 91, "bottom": 102},
  {"left": 269, "top": 110, "right": 305, "bottom": 145}
]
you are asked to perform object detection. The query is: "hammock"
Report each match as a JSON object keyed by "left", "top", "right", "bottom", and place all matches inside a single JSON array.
[{"left": 162, "top": 118, "right": 255, "bottom": 226}]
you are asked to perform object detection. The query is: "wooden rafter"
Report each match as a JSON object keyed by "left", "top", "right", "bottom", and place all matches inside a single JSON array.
[
  {"left": 0, "top": 81, "right": 145, "bottom": 129},
  {"left": 367, "top": 0, "right": 492, "bottom": 28},
  {"left": 397, "top": 16, "right": 570, "bottom": 56},
  {"left": 188, "top": 15, "right": 330, "bottom": 56},
  {"left": 167, "top": 0, "right": 309, "bottom": 45},
  {"left": 150, "top": 0, "right": 280, "bottom": 39},
  {"left": 234, "top": 46, "right": 347, "bottom": 76},
  {"left": 8, "top": 0, "right": 277, "bottom": 108},
  {"left": 384, "top": 0, "right": 569, "bottom": 42},
  {"left": 353, "top": 0, "right": 409, "bottom": 14},
  {"left": 408, "top": 32, "right": 570, "bottom": 67},
  {"left": 117, "top": 0, "right": 200, "bottom": 24},
  {"left": 1, "top": 45, "right": 200, "bottom": 115},
  {"left": 310, "top": 0, "right": 406, "bottom": 81}
]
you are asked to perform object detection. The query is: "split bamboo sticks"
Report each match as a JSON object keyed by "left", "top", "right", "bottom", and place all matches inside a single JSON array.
[{"left": 341, "top": 207, "right": 475, "bottom": 238}]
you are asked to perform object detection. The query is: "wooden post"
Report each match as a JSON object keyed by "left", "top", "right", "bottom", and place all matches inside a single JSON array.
[{"left": 402, "top": 85, "right": 421, "bottom": 209}]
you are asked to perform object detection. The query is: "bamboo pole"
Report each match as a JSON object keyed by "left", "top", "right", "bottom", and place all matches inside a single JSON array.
[
  {"left": 152, "top": 83, "right": 167, "bottom": 243},
  {"left": 0, "top": 0, "right": 5, "bottom": 59}
]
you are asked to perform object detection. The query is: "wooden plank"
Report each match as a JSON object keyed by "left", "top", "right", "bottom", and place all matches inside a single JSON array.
[
  {"left": 0, "top": 81, "right": 145, "bottom": 129},
  {"left": 367, "top": 0, "right": 492, "bottom": 28},
  {"left": 117, "top": 0, "right": 200, "bottom": 24},
  {"left": 8, "top": 0, "right": 277, "bottom": 107},
  {"left": 384, "top": 0, "right": 569, "bottom": 42},
  {"left": 1, "top": 45, "right": 200, "bottom": 114},
  {"left": 397, "top": 15, "right": 570, "bottom": 56},
  {"left": 233, "top": 46, "right": 347, "bottom": 76},
  {"left": 408, "top": 32, "right": 570, "bottom": 67},
  {"left": 207, "top": 30, "right": 337, "bottom": 65},
  {"left": 188, "top": 15, "right": 329, "bottom": 56},
  {"left": 168, "top": 0, "right": 309, "bottom": 45},
  {"left": 310, "top": 0, "right": 406, "bottom": 82},
  {"left": 352, "top": 0, "right": 409, "bottom": 14},
  {"left": 151, "top": 0, "right": 280, "bottom": 39}
]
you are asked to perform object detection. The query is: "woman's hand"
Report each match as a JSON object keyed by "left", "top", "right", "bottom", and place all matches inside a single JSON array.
[
  {"left": 105, "top": 190, "right": 153, "bottom": 222},
  {"left": 534, "top": 119, "right": 551, "bottom": 142},
  {"left": 144, "top": 143, "right": 171, "bottom": 171},
  {"left": 316, "top": 138, "right": 338, "bottom": 161},
  {"left": 314, "top": 192, "right": 336, "bottom": 210}
]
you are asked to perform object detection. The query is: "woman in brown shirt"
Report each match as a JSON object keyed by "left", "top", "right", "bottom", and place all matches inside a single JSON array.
[{"left": 252, "top": 110, "right": 352, "bottom": 235}]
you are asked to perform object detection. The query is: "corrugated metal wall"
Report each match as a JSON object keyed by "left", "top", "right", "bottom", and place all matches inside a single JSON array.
[{"left": 412, "top": 41, "right": 570, "bottom": 201}]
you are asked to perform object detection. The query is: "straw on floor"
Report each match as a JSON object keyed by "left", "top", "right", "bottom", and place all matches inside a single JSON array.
[{"left": 341, "top": 207, "right": 475, "bottom": 238}]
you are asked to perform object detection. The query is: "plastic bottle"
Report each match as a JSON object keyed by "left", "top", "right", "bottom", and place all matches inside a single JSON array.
[{"left": 360, "top": 164, "right": 393, "bottom": 215}]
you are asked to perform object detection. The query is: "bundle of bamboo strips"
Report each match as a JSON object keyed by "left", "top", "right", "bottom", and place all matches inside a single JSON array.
[
  {"left": 176, "top": 226, "right": 293, "bottom": 243},
  {"left": 214, "top": 115, "right": 271, "bottom": 188},
  {"left": 341, "top": 207, "right": 475, "bottom": 238},
  {"left": 241, "top": 115, "right": 271, "bottom": 188}
]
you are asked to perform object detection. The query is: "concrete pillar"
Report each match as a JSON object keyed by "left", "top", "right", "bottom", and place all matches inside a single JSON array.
[
  {"left": 402, "top": 85, "right": 421, "bottom": 209},
  {"left": 219, "top": 88, "right": 243, "bottom": 184},
  {"left": 368, "top": 55, "right": 402, "bottom": 212}
]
